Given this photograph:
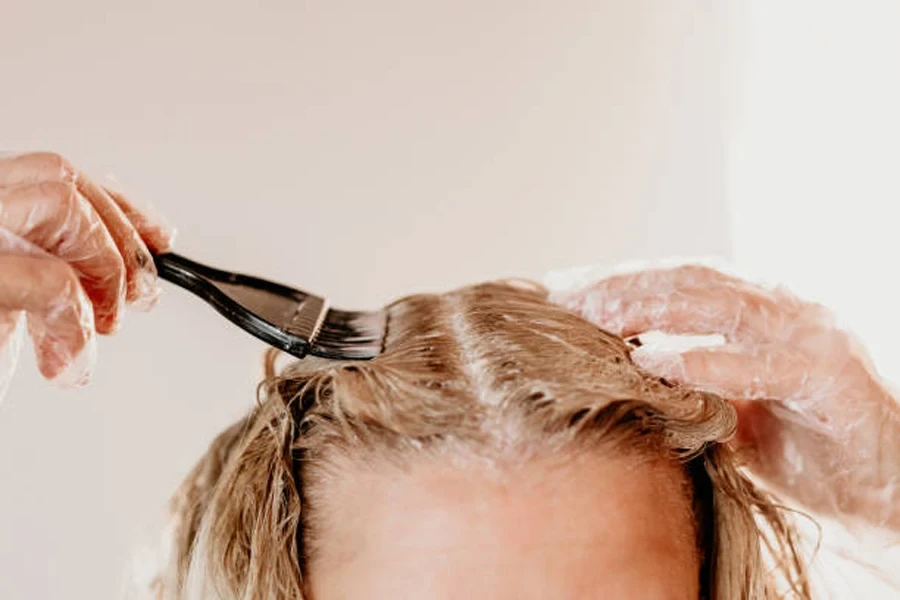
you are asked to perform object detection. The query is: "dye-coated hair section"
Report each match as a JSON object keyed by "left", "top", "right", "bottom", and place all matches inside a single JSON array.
[{"left": 145, "top": 281, "right": 810, "bottom": 599}]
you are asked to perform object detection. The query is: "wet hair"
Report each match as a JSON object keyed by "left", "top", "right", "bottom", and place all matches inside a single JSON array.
[{"left": 146, "top": 281, "right": 810, "bottom": 599}]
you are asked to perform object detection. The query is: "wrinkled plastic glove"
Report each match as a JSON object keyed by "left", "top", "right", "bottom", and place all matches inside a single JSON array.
[
  {"left": 547, "top": 263, "right": 900, "bottom": 533},
  {"left": 0, "top": 152, "right": 173, "bottom": 398}
]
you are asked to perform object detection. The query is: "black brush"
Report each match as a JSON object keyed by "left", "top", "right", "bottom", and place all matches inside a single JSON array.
[{"left": 153, "top": 253, "right": 385, "bottom": 360}]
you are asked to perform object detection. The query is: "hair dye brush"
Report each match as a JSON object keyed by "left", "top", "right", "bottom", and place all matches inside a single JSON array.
[{"left": 153, "top": 253, "right": 385, "bottom": 360}]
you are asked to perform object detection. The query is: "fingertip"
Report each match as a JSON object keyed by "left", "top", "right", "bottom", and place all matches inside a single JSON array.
[
  {"left": 631, "top": 347, "right": 687, "bottom": 381},
  {"left": 30, "top": 288, "right": 97, "bottom": 385},
  {"left": 102, "top": 183, "right": 176, "bottom": 254},
  {"left": 37, "top": 329, "right": 97, "bottom": 387},
  {"left": 93, "top": 297, "right": 125, "bottom": 335},
  {"left": 94, "top": 315, "right": 120, "bottom": 336},
  {"left": 153, "top": 224, "right": 176, "bottom": 254},
  {"left": 139, "top": 220, "right": 175, "bottom": 254},
  {"left": 123, "top": 240, "right": 159, "bottom": 302},
  {"left": 127, "top": 265, "right": 163, "bottom": 311},
  {"left": 48, "top": 336, "right": 97, "bottom": 388}
]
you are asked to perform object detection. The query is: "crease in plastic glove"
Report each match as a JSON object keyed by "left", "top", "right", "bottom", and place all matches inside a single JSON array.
[
  {"left": 0, "top": 152, "right": 174, "bottom": 401},
  {"left": 545, "top": 261, "right": 900, "bottom": 536}
]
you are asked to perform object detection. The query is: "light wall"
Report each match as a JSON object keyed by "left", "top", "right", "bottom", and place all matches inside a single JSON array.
[{"left": 3, "top": 2, "right": 736, "bottom": 598}]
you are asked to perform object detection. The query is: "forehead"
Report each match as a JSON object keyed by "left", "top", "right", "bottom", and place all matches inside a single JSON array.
[{"left": 306, "top": 451, "right": 700, "bottom": 600}]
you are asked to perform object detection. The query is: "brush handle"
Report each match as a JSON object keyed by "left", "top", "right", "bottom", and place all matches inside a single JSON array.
[{"left": 153, "top": 252, "right": 313, "bottom": 358}]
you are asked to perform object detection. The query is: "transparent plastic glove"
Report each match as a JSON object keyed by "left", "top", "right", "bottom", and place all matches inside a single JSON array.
[
  {"left": 0, "top": 152, "right": 174, "bottom": 398},
  {"left": 548, "top": 264, "right": 900, "bottom": 533}
]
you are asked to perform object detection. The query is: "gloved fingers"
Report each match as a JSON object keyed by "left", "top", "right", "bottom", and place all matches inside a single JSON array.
[
  {"left": 0, "top": 254, "right": 95, "bottom": 382},
  {"left": 0, "top": 151, "right": 75, "bottom": 186},
  {"left": 104, "top": 185, "right": 175, "bottom": 255},
  {"left": 0, "top": 184, "right": 125, "bottom": 333},
  {"left": 564, "top": 265, "right": 826, "bottom": 343},
  {"left": 631, "top": 343, "right": 813, "bottom": 402},
  {"left": 591, "top": 285, "right": 784, "bottom": 343},
  {"left": 27, "top": 314, "right": 97, "bottom": 387},
  {"left": 555, "top": 263, "right": 900, "bottom": 532},
  {"left": 552, "top": 264, "right": 747, "bottom": 315},
  {"left": 631, "top": 342, "right": 882, "bottom": 446},
  {"left": 72, "top": 173, "right": 158, "bottom": 305},
  {"left": 0, "top": 152, "right": 159, "bottom": 306}
]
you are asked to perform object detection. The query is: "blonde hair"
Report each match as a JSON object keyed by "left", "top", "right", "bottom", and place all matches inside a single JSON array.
[{"left": 148, "top": 281, "right": 810, "bottom": 599}]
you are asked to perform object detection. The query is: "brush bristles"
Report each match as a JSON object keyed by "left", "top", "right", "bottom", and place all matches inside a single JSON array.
[{"left": 310, "top": 308, "right": 387, "bottom": 359}]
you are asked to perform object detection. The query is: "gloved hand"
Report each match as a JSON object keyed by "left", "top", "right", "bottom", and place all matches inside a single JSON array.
[
  {"left": 0, "top": 152, "right": 173, "bottom": 395},
  {"left": 548, "top": 264, "right": 900, "bottom": 532}
]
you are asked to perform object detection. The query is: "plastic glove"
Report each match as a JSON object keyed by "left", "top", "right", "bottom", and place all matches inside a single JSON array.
[
  {"left": 548, "top": 264, "right": 900, "bottom": 533},
  {"left": 0, "top": 152, "right": 173, "bottom": 396}
]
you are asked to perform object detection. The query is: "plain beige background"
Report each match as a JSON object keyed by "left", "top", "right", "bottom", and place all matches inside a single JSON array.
[{"left": 1, "top": 1, "right": 890, "bottom": 598}]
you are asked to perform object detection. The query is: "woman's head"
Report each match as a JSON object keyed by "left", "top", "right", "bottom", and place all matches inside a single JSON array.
[{"left": 154, "top": 281, "right": 808, "bottom": 599}]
